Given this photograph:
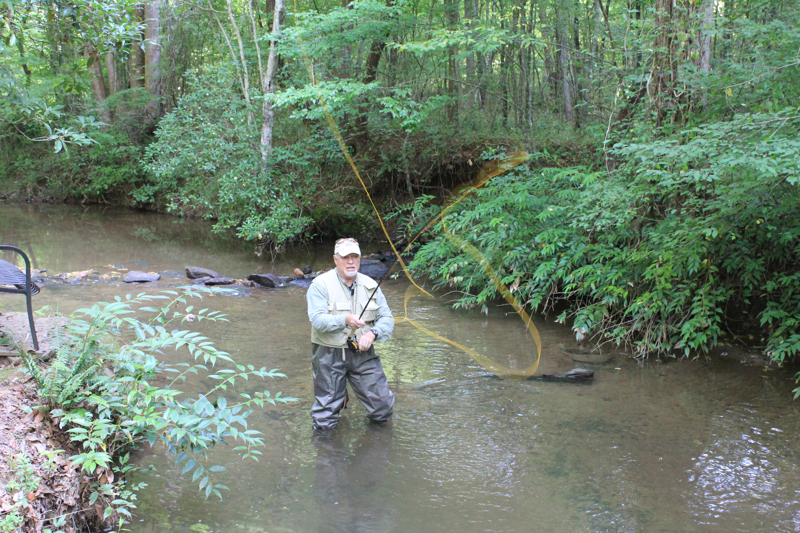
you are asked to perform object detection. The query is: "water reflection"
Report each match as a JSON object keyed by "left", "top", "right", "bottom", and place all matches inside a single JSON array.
[{"left": 312, "top": 421, "right": 396, "bottom": 533}]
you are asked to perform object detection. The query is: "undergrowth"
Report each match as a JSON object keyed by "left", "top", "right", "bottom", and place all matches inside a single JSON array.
[{"left": 409, "top": 112, "right": 800, "bottom": 395}]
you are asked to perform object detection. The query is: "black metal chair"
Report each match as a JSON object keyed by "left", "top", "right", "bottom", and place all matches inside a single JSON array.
[{"left": 0, "top": 245, "right": 40, "bottom": 351}]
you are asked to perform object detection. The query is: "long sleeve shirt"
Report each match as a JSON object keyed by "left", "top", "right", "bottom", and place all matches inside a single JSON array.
[{"left": 306, "top": 272, "right": 394, "bottom": 343}]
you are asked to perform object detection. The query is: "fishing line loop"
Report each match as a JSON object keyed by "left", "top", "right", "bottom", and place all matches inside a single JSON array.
[{"left": 291, "top": 6, "right": 542, "bottom": 377}]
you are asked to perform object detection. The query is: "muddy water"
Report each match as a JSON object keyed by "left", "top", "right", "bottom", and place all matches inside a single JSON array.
[{"left": 2, "top": 204, "right": 800, "bottom": 533}]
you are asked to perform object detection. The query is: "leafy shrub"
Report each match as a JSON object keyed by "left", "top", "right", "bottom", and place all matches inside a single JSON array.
[
  {"left": 411, "top": 112, "right": 800, "bottom": 393},
  {"left": 141, "top": 67, "right": 313, "bottom": 250},
  {"left": 22, "top": 287, "right": 295, "bottom": 528}
]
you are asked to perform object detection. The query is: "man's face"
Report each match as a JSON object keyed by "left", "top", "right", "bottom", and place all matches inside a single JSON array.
[{"left": 334, "top": 253, "right": 360, "bottom": 281}]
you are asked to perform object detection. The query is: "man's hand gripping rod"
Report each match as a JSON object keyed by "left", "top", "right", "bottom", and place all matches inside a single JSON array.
[{"left": 346, "top": 263, "right": 394, "bottom": 353}]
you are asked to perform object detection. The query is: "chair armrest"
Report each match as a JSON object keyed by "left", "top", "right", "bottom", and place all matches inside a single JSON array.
[{"left": 0, "top": 245, "right": 33, "bottom": 282}]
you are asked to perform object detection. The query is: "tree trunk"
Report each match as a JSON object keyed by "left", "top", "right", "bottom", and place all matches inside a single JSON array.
[
  {"left": 355, "top": 37, "right": 387, "bottom": 148},
  {"left": 105, "top": 51, "right": 122, "bottom": 95},
  {"left": 556, "top": 1, "right": 573, "bottom": 124},
  {"left": 130, "top": 6, "right": 146, "bottom": 88},
  {"left": 698, "top": 0, "right": 713, "bottom": 73},
  {"left": 445, "top": 0, "right": 460, "bottom": 124},
  {"left": 464, "top": 0, "right": 478, "bottom": 109},
  {"left": 227, "top": 0, "right": 253, "bottom": 124},
  {"left": 650, "top": 0, "right": 678, "bottom": 125},
  {"left": 260, "top": 0, "right": 285, "bottom": 169},
  {"left": 144, "top": 0, "right": 162, "bottom": 121},
  {"left": 85, "top": 46, "right": 111, "bottom": 123}
]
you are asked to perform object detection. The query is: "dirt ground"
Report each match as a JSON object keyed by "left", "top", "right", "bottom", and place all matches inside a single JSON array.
[
  {"left": 0, "top": 312, "right": 66, "bottom": 360},
  {"left": 0, "top": 378, "right": 87, "bottom": 532},
  {"left": 0, "top": 313, "right": 99, "bottom": 533}
]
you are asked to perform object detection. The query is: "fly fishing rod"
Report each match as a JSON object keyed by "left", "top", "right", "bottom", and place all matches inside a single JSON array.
[
  {"left": 345, "top": 207, "right": 449, "bottom": 353},
  {"left": 345, "top": 258, "right": 394, "bottom": 353}
]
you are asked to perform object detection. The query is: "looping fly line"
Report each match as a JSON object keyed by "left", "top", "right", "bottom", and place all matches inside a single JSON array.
[{"left": 293, "top": 8, "right": 541, "bottom": 378}]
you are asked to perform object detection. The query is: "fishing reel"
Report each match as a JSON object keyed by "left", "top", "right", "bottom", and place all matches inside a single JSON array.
[{"left": 346, "top": 336, "right": 359, "bottom": 353}]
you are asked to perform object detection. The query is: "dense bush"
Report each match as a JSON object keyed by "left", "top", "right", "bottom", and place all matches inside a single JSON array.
[
  {"left": 0, "top": 92, "right": 147, "bottom": 202},
  {"left": 21, "top": 288, "right": 294, "bottom": 529},
  {"left": 410, "top": 112, "right": 800, "bottom": 391},
  {"left": 140, "top": 67, "right": 316, "bottom": 250}
]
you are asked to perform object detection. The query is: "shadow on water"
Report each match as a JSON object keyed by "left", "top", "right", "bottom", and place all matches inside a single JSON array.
[{"left": 2, "top": 204, "right": 800, "bottom": 533}]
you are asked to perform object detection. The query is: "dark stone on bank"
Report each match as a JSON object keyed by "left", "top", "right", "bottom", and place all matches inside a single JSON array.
[
  {"left": 204, "top": 277, "right": 235, "bottom": 286},
  {"left": 248, "top": 273, "right": 286, "bottom": 288},
  {"left": 539, "top": 368, "right": 595, "bottom": 382},
  {"left": 303, "top": 265, "right": 312, "bottom": 275},
  {"left": 186, "top": 266, "right": 220, "bottom": 279},
  {"left": 359, "top": 259, "right": 389, "bottom": 279},
  {"left": 123, "top": 271, "right": 161, "bottom": 283}
]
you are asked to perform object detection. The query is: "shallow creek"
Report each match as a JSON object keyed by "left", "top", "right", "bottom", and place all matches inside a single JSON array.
[{"left": 2, "top": 204, "right": 800, "bottom": 533}]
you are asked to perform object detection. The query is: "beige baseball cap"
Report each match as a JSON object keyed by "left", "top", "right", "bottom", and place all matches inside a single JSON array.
[{"left": 334, "top": 238, "right": 361, "bottom": 257}]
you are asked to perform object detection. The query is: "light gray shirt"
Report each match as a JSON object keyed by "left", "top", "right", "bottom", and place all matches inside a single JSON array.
[{"left": 306, "top": 271, "right": 394, "bottom": 342}]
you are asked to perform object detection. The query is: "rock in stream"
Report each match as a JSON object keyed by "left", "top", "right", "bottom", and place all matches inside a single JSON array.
[
  {"left": 186, "top": 266, "right": 220, "bottom": 279},
  {"left": 248, "top": 273, "right": 286, "bottom": 288},
  {"left": 123, "top": 271, "right": 161, "bottom": 283}
]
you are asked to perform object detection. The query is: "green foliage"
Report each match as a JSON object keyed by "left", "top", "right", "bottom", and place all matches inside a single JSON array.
[
  {"left": 141, "top": 67, "right": 313, "bottom": 249},
  {"left": 0, "top": 0, "right": 143, "bottom": 151},
  {"left": 385, "top": 193, "right": 438, "bottom": 240},
  {"left": 411, "top": 112, "right": 800, "bottom": 383},
  {"left": 21, "top": 287, "right": 296, "bottom": 527},
  {"left": 0, "top": 119, "right": 145, "bottom": 200},
  {"left": 0, "top": 453, "right": 50, "bottom": 533}
]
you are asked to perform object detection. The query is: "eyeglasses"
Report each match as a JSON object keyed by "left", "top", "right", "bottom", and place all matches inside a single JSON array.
[{"left": 336, "top": 238, "right": 359, "bottom": 244}]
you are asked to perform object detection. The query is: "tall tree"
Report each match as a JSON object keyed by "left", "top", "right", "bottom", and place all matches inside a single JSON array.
[
  {"left": 556, "top": 0, "right": 574, "bottom": 124},
  {"left": 260, "top": 0, "right": 285, "bottom": 167},
  {"left": 145, "top": 0, "right": 162, "bottom": 121},
  {"left": 130, "top": 6, "right": 146, "bottom": 88}
]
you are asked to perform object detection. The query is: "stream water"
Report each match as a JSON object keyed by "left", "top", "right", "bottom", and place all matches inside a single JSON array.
[{"left": 2, "top": 204, "right": 800, "bottom": 533}]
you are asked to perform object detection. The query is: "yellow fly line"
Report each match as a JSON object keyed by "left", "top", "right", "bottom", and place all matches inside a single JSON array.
[
  {"left": 394, "top": 153, "right": 542, "bottom": 378},
  {"left": 292, "top": 8, "right": 541, "bottom": 378}
]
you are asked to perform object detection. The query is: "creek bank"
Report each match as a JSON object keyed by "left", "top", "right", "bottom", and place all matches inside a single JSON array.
[
  {"left": 0, "top": 313, "right": 67, "bottom": 359},
  {"left": 0, "top": 378, "right": 96, "bottom": 533},
  {"left": 0, "top": 316, "right": 116, "bottom": 533}
]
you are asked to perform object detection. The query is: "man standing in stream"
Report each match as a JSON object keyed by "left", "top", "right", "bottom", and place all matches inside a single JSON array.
[{"left": 306, "top": 238, "right": 395, "bottom": 432}]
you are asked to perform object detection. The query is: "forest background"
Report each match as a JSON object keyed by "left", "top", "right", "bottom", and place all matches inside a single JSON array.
[{"left": 1, "top": 0, "right": 799, "bottom": 379}]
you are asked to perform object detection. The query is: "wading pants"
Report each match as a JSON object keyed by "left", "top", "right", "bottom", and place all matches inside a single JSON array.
[{"left": 311, "top": 343, "right": 395, "bottom": 431}]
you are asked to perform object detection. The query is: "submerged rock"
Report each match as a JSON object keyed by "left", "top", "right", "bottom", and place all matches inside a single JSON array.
[
  {"left": 560, "top": 345, "right": 614, "bottom": 365},
  {"left": 185, "top": 266, "right": 220, "bottom": 279},
  {"left": 204, "top": 277, "right": 235, "bottom": 286},
  {"left": 123, "top": 271, "right": 161, "bottom": 283},
  {"left": 540, "top": 367, "right": 595, "bottom": 382},
  {"left": 248, "top": 273, "right": 286, "bottom": 288}
]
